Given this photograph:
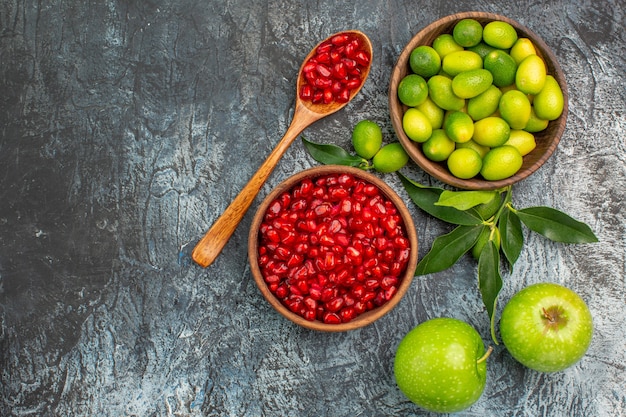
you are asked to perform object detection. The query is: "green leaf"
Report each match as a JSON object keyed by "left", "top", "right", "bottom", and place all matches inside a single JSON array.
[
  {"left": 477, "top": 241, "right": 503, "bottom": 345},
  {"left": 398, "top": 173, "right": 483, "bottom": 226},
  {"left": 516, "top": 206, "right": 599, "bottom": 243},
  {"left": 415, "top": 225, "right": 484, "bottom": 275},
  {"left": 499, "top": 207, "right": 523, "bottom": 268},
  {"left": 435, "top": 190, "right": 498, "bottom": 211},
  {"left": 302, "top": 137, "right": 365, "bottom": 167}
]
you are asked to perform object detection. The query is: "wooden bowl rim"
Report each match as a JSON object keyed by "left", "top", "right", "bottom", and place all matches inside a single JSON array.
[
  {"left": 389, "top": 11, "right": 568, "bottom": 190},
  {"left": 248, "top": 165, "right": 419, "bottom": 332}
]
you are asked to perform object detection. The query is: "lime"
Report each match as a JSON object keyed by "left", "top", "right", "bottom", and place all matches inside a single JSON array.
[
  {"left": 482, "top": 21, "right": 518, "bottom": 49},
  {"left": 402, "top": 108, "right": 433, "bottom": 143},
  {"left": 442, "top": 50, "right": 483, "bottom": 76},
  {"left": 515, "top": 55, "right": 547, "bottom": 95},
  {"left": 410, "top": 45, "right": 442, "bottom": 78},
  {"left": 398, "top": 74, "right": 429, "bottom": 107},
  {"left": 499, "top": 89, "right": 531, "bottom": 129},
  {"left": 432, "top": 33, "right": 464, "bottom": 58},
  {"left": 428, "top": 75, "right": 465, "bottom": 111},
  {"left": 417, "top": 97, "right": 445, "bottom": 130},
  {"left": 452, "top": 69, "right": 493, "bottom": 99},
  {"left": 352, "top": 120, "right": 383, "bottom": 159},
  {"left": 467, "top": 42, "right": 496, "bottom": 59},
  {"left": 447, "top": 148, "right": 483, "bottom": 179},
  {"left": 422, "top": 129, "right": 455, "bottom": 162},
  {"left": 533, "top": 75, "right": 564, "bottom": 120},
  {"left": 473, "top": 116, "right": 511, "bottom": 147},
  {"left": 472, "top": 226, "right": 501, "bottom": 259},
  {"left": 373, "top": 142, "right": 409, "bottom": 173},
  {"left": 453, "top": 18, "right": 483, "bottom": 47},
  {"left": 524, "top": 108, "right": 549, "bottom": 132},
  {"left": 504, "top": 129, "right": 536, "bottom": 156},
  {"left": 467, "top": 85, "right": 503, "bottom": 121},
  {"left": 480, "top": 145, "right": 523, "bottom": 181},
  {"left": 456, "top": 139, "right": 490, "bottom": 158},
  {"left": 484, "top": 49, "right": 517, "bottom": 87},
  {"left": 510, "top": 38, "right": 537, "bottom": 65},
  {"left": 444, "top": 111, "right": 474, "bottom": 143}
]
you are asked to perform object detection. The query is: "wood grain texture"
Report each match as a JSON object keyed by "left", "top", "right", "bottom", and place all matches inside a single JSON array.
[{"left": 1, "top": 1, "right": 624, "bottom": 416}]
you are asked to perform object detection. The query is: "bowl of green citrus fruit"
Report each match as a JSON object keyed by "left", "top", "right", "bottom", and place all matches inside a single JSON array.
[{"left": 389, "top": 11, "right": 568, "bottom": 190}]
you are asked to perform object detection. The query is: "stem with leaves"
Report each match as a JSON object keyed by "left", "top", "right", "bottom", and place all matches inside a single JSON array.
[{"left": 398, "top": 173, "right": 598, "bottom": 344}]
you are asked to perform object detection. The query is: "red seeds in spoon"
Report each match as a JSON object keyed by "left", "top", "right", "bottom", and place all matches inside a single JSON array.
[
  {"left": 299, "top": 33, "right": 371, "bottom": 105},
  {"left": 257, "top": 173, "right": 411, "bottom": 324}
]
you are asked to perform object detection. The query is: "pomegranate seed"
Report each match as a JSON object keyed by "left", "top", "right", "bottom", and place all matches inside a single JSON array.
[
  {"left": 309, "top": 283, "right": 323, "bottom": 300},
  {"left": 323, "top": 312, "right": 342, "bottom": 324},
  {"left": 331, "top": 34, "right": 349, "bottom": 45},
  {"left": 298, "top": 33, "right": 369, "bottom": 105},
  {"left": 345, "top": 77, "right": 361, "bottom": 90},
  {"left": 355, "top": 50, "right": 370, "bottom": 66},
  {"left": 275, "top": 284, "right": 288, "bottom": 299},
  {"left": 384, "top": 286, "right": 398, "bottom": 301},
  {"left": 340, "top": 307, "right": 356, "bottom": 322},
  {"left": 303, "top": 309, "right": 317, "bottom": 321},
  {"left": 326, "top": 296, "right": 345, "bottom": 312},
  {"left": 381, "top": 276, "right": 398, "bottom": 290},
  {"left": 257, "top": 173, "right": 410, "bottom": 325},
  {"left": 317, "top": 42, "right": 332, "bottom": 54},
  {"left": 299, "top": 85, "right": 312, "bottom": 100}
]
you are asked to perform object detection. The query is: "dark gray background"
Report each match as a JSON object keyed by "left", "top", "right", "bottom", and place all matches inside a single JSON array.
[{"left": 1, "top": 1, "right": 624, "bottom": 416}]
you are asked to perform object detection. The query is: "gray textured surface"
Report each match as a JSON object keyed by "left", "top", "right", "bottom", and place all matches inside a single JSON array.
[{"left": 1, "top": 1, "right": 625, "bottom": 416}]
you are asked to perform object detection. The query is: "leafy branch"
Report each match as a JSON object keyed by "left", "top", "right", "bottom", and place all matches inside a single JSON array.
[{"left": 398, "top": 173, "right": 598, "bottom": 343}]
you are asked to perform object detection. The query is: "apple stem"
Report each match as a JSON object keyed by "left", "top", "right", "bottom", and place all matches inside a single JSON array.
[{"left": 477, "top": 346, "right": 494, "bottom": 364}]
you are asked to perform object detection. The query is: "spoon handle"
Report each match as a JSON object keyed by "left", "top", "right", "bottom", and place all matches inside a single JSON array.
[{"left": 192, "top": 105, "right": 316, "bottom": 268}]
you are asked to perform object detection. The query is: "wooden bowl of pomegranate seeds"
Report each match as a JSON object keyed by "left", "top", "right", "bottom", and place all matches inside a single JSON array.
[{"left": 248, "top": 165, "right": 419, "bottom": 332}]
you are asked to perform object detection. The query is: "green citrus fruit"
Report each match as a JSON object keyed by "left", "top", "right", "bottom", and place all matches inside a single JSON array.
[
  {"left": 533, "top": 75, "right": 564, "bottom": 120},
  {"left": 453, "top": 18, "right": 484, "bottom": 47},
  {"left": 499, "top": 89, "right": 532, "bottom": 129},
  {"left": 456, "top": 139, "right": 490, "bottom": 158},
  {"left": 417, "top": 97, "right": 445, "bottom": 129},
  {"left": 373, "top": 142, "right": 409, "bottom": 173},
  {"left": 503, "top": 129, "right": 536, "bottom": 156},
  {"left": 524, "top": 108, "right": 550, "bottom": 132},
  {"left": 516, "top": 55, "right": 547, "bottom": 95},
  {"left": 422, "top": 129, "right": 456, "bottom": 162},
  {"left": 444, "top": 111, "right": 475, "bottom": 143},
  {"left": 410, "top": 45, "right": 442, "bottom": 78},
  {"left": 442, "top": 50, "right": 483, "bottom": 76},
  {"left": 483, "top": 21, "right": 518, "bottom": 49},
  {"left": 447, "top": 147, "right": 483, "bottom": 179},
  {"left": 472, "top": 226, "right": 501, "bottom": 259},
  {"left": 352, "top": 120, "right": 383, "bottom": 159},
  {"left": 432, "top": 33, "right": 464, "bottom": 58},
  {"left": 467, "top": 85, "right": 503, "bottom": 121},
  {"left": 452, "top": 69, "right": 494, "bottom": 99},
  {"left": 473, "top": 116, "right": 511, "bottom": 147},
  {"left": 484, "top": 49, "right": 518, "bottom": 87},
  {"left": 480, "top": 145, "right": 523, "bottom": 180},
  {"left": 403, "top": 108, "right": 433, "bottom": 143},
  {"left": 467, "top": 42, "right": 496, "bottom": 59},
  {"left": 398, "top": 74, "right": 429, "bottom": 107},
  {"left": 428, "top": 75, "right": 465, "bottom": 111},
  {"left": 510, "top": 37, "right": 537, "bottom": 65}
]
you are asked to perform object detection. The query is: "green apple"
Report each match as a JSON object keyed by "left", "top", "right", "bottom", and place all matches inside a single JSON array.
[
  {"left": 394, "top": 317, "right": 492, "bottom": 413},
  {"left": 500, "top": 282, "right": 593, "bottom": 372}
]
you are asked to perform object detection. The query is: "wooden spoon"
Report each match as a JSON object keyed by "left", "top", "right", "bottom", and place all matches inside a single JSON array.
[{"left": 192, "top": 30, "right": 373, "bottom": 268}]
